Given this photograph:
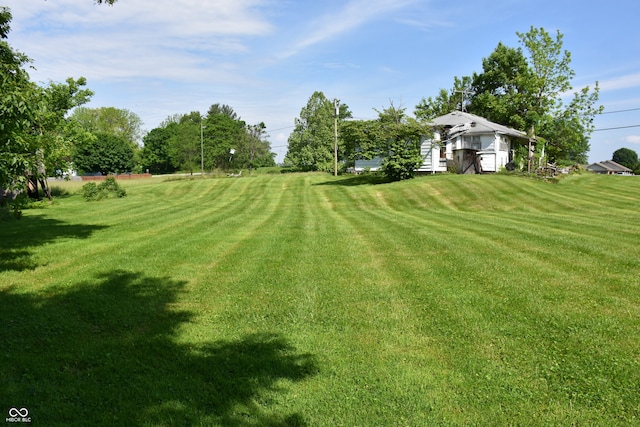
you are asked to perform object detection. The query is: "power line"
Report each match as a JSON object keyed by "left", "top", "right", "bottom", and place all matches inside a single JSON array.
[
  {"left": 594, "top": 124, "right": 640, "bottom": 132},
  {"left": 268, "top": 125, "right": 295, "bottom": 132},
  {"left": 602, "top": 107, "right": 640, "bottom": 115}
]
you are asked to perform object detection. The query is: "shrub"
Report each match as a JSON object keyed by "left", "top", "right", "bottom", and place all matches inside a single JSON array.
[
  {"left": 82, "top": 177, "right": 127, "bottom": 201},
  {"left": 82, "top": 182, "right": 99, "bottom": 200},
  {"left": 381, "top": 139, "right": 424, "bottom": 181}
]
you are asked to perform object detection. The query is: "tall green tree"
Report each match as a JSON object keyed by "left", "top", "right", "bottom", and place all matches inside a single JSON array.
[
  {"left": 140, "top": 127, "right": 177, "bottom": 174},
  {"left": 0, "top": 7, "right": 39, "bottom": 194},
  {"left": 239, "top": 122, "right": 276, "bottom": 172},
  {"left": 71, "top": 106, "right": 143, "bottom": 147},
  {"left": 1, "top": 7, "right": 92, "bottom": 202},
  {"left": 207, "top": 103, "right": 239, "bottom": 121},
  {"left": 142, "top": 107, "right": 275, "bottom": 175},
  {"left": 73, "top": 132, "right": 134, "bottom": 175},
  {"left": 167, "top": 112, "right": 201, "bottom": 174},
  {"left": 203, "top": 105, "right": 245, "bottom": 170},
  {"left": 35, "top": 78, "right": 94, "bottom": 178},
  {"left": 468, "top": 43, "right": 532, "bottom": 130},
  {"left": 612, "top": 148, "right": 638, "bottom": 170},
  {"left": 285, "top": 91, "right": 351, "bottom": 172},
  {"left": 519, "top": 28, "right": 602, "bottom": 163}
]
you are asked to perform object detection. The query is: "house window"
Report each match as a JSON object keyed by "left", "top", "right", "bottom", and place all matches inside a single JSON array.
[{"left": 463, "top": 135, "right": 481, "bottom": 150}]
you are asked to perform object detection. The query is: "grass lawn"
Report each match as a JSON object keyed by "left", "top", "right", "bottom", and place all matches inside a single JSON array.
[{"left": 1, "top": 172, "right": 639, "bottom": 425}]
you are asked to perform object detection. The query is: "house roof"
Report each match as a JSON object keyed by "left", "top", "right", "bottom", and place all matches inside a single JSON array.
[
  {"left": 430, "top": 111, "right": 528, "bottom": 140},
  {"left": 587, "top": 160, "right": 633, "bottom": 173}
]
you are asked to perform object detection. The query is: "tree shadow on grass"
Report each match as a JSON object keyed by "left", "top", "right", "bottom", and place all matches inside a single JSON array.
[
  {"left": 314, "top": 174, "right": 391, "bottom": 187},
  {"left": 0, "top": 216, "right": 108, "bottom": 272},
  {"left": 0, "top": 270, "right": 317, "bottom": 426}
]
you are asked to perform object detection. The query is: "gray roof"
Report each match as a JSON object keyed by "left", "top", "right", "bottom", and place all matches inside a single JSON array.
[
  {"left": 430, "top": 111, "right": 528, "bottom": 140},
  {"left": 587, "top": 160, "right": 633, "bottom": 173}
]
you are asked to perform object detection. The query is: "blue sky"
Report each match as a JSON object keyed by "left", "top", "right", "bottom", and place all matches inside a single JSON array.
[{"left": 5, "top": 0, "right": 640, "bottom": 163}]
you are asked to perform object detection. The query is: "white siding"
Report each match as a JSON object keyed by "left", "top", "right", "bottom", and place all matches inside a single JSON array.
[
  {"left": 418, "top": 139, "right": 447, "bottom": 172},
  {"left": 479, "top": 153, "right": 496, "bottom": 171}
]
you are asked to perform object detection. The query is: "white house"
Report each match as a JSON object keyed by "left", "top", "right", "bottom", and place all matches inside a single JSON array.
[
  {"left": 420, "top": 111, "right": 530, "bottom": 174},
  {"left": 354, "top": 111, "right": 531, "bottom": 174}
]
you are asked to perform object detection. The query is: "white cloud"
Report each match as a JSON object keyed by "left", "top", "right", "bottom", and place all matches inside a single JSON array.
[
  {"left": 597, "top": 73, "right": 640, "bottom": 92},
  {"left": 7, "top": 0, "right": 275, "bottom": 84},
  {"left": 624, "top": 135, "right": 640, "bottom": 145},
  {"left": 396, "top": 17, "right": 454, "bottom": 31},
  {"left": 9, "top": 0, "right": 273, "bottom": 36},
  {"left": 277, "top": 0, "right": 420, "bottom": 59}
]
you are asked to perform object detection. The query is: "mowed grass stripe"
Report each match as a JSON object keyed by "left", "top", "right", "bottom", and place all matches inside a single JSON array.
[
  {"left": 9, "top": 177, "right": 284, "bottom": 286},
  {"left": 121, "top": 177, "right": 290, "bottom": 278},
  {"left": 177, "top": 175, "right": 449, "bottom": 423},
  {"left": 273, "top": 177, "right": 447, "bottom": 423},
  {"left": 2, "top": 172, "right": 640, "bottom": 425},
  {"left": 322, "top": 174, "right": 640, "bottom": 423},
  {"left": 327, "top": 182, "right": 539, "bottom": 423}
]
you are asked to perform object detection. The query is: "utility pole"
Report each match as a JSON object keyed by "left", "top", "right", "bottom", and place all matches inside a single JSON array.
[
  {"left": 334, "top": 99, "right": 339, "bottom": 176},
  {"left": 200, "top": 123, "right": 205, "bottom": 175},
  {"left": 455, "top": 89, "right": 472, "bottom": 112}
]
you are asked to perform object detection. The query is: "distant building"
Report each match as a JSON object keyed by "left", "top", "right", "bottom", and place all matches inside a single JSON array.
[{"left": 587, "top": 160, "right": 633, "bottom": 175}]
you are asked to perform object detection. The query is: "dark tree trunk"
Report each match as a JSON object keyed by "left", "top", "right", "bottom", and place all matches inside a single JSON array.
[{"left": 27, "top": 176, "right": 39, "bottom": 200}]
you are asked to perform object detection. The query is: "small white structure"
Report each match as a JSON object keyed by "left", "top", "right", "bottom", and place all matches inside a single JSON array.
[{"left": 420, "top": 111, "right": 530, "bottom": 174}]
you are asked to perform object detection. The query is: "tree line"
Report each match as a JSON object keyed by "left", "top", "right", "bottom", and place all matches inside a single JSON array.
[
  {"left": 285, "top": 27, "right": 603, "bottom": 180},
  {"left": 0, "top": 6, "right": 275, "bottom": 213},
  {"left": 141, "top": 106, "right": 275, "bottom": 176},
  {"left": 71, "top": 105, "right": 276, "bottom": 176}
]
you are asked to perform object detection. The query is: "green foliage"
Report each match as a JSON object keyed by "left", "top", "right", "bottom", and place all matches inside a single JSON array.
[
  {"left": 612, "top": 147, "right": 638, "bottom": 169},
  {"left": 381, "top": 138, "right": 423, "bottom": 181},
  {"left": 207, "top": 103, "right": 239, "bottom": 120},
  {"left": 420, "top": 27, "right": 602, "bottom": 164},
  {"left": 203, "top": 108, "right": 245, "bottom": 170},
  {"left": 343, "top": 103, "right": 428, "bottom": 181},
  {"left": 74, "top": 132, "right": 135, "bottom": 175},
  {"left": 0, "top": 8, "right": 93, "bottom": 194},
  {"left": 285, "top": 91, "right": 352, "bottom": 171},
  {"left": 377, "top": 104, "right": 426, "bottom": 181},
  {"left": 415, "top": 76, "right": 472, "bottom": 121},
  {"left": 35, "top": 78, "right": 94, "bottom": 177},
  {"left": 81, "top": 182, "right": 99, "bottom": 200},
  {"left": 144, "top": 107, "right": 275, "bottom": 175},
  {"left": 0, "top": 8, "right": 38, "bottom": 193},
  {"left": 71, "top": 106, "right": 143, "bottom": 146},
  {"left": 162, "top": 112, "right": 198, "bottom": 174},
  {"left": 82, "top": 177, "right": 126, "bottom": 201},
  {"left": 140, "top": 126, "right": 178, "bottom": 174},
  {"left": 0, "top": 192, "right": 27, "bottom": 220},
  {"left": 469, "top": 43, "right": 531, "bottom": 130}
]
